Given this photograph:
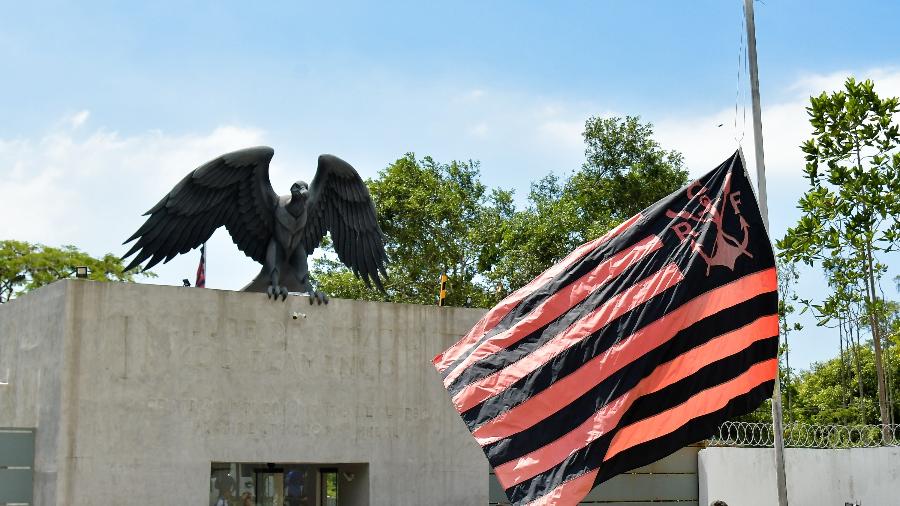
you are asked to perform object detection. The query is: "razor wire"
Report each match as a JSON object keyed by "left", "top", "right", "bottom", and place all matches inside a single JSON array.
[{"left": 707, "top": 421, "right": 900, "bottom": 448}]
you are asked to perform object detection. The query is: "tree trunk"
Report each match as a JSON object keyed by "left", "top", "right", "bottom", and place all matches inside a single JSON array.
[
  {"left": 864, "top": 242, "right": 891, "bottom": 439},
  {"left": 851, "top": 322, "right": 867, "bottom": 424},
  {"left": 886, "top": 351, "right": 895, "bottom": 425},
  {"left": 784, "top": 333, "right": 792, "bottom": 423},
  {"left": 887, "top": 311, "right": 896, "bottom": 426},
  {"left": 839, "top": 319, "right": 848, "bottom": 421}
]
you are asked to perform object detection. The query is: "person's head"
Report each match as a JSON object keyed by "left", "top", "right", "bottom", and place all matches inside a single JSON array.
[
  {"left": 711, "top": 501, "right": 728, "bottom": 506},
  {"left": 216, "top": 474, "right": 236, "bottom": 498}
]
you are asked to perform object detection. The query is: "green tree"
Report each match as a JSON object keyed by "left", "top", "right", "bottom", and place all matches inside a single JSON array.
[
  {"left": 480, "top": 174, "right": 584, "bottom": 294},
  {"left": 577, "top": 115, "right": 688, "bottom": 226},
  {"left": 314, "top": 116, "right": 688, "bottom": 308},
  {"left": 313, "top": 154, "right": 513, "bottom": 307},
  {"left": 778, "top": 78, "right": 900, "bottom": 427},
  {"left": 486, "top": 116, "right": 689, "bottom": 292},
  {"left": 793, "top": 253, "right": 872, "bottom": 423},
  {"left": 777, "top": 259, "right": 803, "bottom": 422},
  {"left": 0, "top": 240, "right": 154, "bottom": 302},
  {"left": 790, "top": 339, "right": 899, "bottom": 425}
]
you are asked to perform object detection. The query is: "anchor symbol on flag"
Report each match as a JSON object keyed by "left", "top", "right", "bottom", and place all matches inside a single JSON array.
[{"left": 666, "top": 172, "right": 754, "bottom": 275}]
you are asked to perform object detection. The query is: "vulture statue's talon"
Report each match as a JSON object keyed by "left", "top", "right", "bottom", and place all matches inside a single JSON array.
[
  {"left": 308, "top": 291, "right": 328, "bottom": 305},
  {"left": 267, "top": 284, "right": 288, "bottom": 301}
]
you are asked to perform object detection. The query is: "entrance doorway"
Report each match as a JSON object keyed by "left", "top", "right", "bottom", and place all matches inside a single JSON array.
[{"left": 211, "top": 462, "right": 366, "bottom": 506}]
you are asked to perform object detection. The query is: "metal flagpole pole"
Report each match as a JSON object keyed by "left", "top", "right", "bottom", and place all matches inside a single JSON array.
[{"left": 744, "top": 1, "right": 789, "bottom": 504}]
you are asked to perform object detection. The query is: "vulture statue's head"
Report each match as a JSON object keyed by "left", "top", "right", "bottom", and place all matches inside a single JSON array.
[{"left": 290, "top": 181, "right": 309, "bottom": 201}]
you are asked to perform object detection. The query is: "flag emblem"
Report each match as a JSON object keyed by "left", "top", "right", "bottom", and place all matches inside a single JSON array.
[
  {"left": 666, "top": 170, "right": 753, "bottom": 274},
  {"left": 433, "top": 151, "right": 778, "bottom": 505}
]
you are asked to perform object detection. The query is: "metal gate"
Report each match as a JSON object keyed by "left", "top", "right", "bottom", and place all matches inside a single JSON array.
[
  {"left": 489, "top": 446, "right": 699, "bottom": 505},
  {"left": 0, "top": 428, "right": 34, "bottom": 505}
]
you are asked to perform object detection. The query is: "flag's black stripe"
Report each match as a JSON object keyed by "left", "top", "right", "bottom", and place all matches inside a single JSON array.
[
  {"left": 464, "top": 282, "right": 776, "bottom": 435},
  {"left": 440, "top": 154, "right": 748, "bottom": 383},
  {"left": 617, "top": 337, "right": 777, "bottom": 429},
  {"left": 596, "top": 379, "right": 774, "bottom": 489},
  {"left": 479, "top": 295, "right": 775, "bottom": 464},
  {"left": 445, "top": 242, "right": 683, "bottom": 397},
  {"left": 438, "top": 223, "right": 650, "bottom": 381},
  {"left": 445, "top": 167, "right": 773, "bottom": 395},
  {"left": 448, "top": 212, "right": 771, "bottom": 398},
  {"left": 504, "top": 378, "right": 775, "bottom": 505},
  {"left": 486, "top": 331, "right": 777, "bottom": 470}
]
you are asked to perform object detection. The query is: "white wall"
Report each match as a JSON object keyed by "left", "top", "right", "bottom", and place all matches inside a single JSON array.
[{"left": 699, "top": 446, "right": 900, "bottom": 506}]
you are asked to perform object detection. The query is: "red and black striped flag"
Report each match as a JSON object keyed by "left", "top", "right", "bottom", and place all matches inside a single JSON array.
[
  {"left": 433, "top": 151, "right": 778, "bottom": 505},
  {"left": 195, "top": 243, "right": 206, "bottom": 288}
]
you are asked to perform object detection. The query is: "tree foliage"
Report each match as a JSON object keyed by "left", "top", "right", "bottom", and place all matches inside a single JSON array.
[
  {"left": 313, "top": 116, "right": 688, "bottom": 307},
  {"left": 314, "top": 155, "right": 513, "bottom": 307},
  {"left": 778, "top": 77, "right": 900, "bottom": 425},
  {"left": 483, "top": 116, "right": 688, "bottom": 293},
  {"left": 788, "top": 338, "right": 900, "bottom": 425},
  {"left": 0, "top": 240, "right": 154, "bottom": 302}
]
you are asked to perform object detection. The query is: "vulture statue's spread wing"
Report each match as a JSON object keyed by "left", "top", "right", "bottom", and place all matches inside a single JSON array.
[
  {"left": 123, "top": 146, "right": 278, "bottom": 271},
  {"left": 303, "top": 154, "right": 388, "bottom": 289}
]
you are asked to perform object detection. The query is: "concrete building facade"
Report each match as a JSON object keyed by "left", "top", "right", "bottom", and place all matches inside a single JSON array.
[{"left": 0, "top": 280, "right": 488, "bottom": 505}]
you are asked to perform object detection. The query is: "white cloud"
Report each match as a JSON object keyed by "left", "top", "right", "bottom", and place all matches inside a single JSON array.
[
  {"left": 652, "top": 67, "right": 900, "bottom": 370},
  {"left": 422, "top": 89, "right": 594, "bottom": 192},
  {"left": 68, "top": 110, "right": 90, "bottom": 128},
  {"left": 458, "top": 89, "right": 485, "bottom": 101},
  {"left": 788, "top": 67, "right": 900, "bottom": 97},
  {"left": 467, "top": 123, "right": 489, "bottom": 138},
  {"left": 0, "top": 119, "right": 270, "bottom": 290},
  {"left": 538, "top": 119, "right": 584, "bottom": 153},
  {"left": 654, "top": 67, "right": 900, "bottom": 192}
]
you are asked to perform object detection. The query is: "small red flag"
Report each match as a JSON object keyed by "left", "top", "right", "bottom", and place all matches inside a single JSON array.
[{"left": 195, "top": 243, "right": 206, "bottom": 288}]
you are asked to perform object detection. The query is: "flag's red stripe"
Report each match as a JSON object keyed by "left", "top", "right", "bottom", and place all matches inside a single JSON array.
[
  {"left": 473, "top": 267, "right": 777, "bottom": 445},
  {"left": 452, "top": 262, "right": 682, "bottom": 413},
  {"left": 441, "top": 234, "right": 660, "bottom": 388},
  {"left": 522, "top": 469, "right": 599, "bottom": 506},
  {"left": 433, "top": 213, "right": 643, "bottom": 373},
  {"left": 513, "top": 360, "right": 775, "bottom": 506},
  {"left": 603, "top": 358, "right": 777, "bottom": 461},
  {"left": 492, "top": 314, "right": 777, "bottom": 486}
]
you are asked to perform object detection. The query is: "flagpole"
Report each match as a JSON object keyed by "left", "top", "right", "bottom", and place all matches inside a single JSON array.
[{"left": 744, "top": 1, "right": 789, "bottom": 504}]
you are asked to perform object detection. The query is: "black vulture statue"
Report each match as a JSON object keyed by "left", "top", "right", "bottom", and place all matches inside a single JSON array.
[{"left": 122, "top": 147, "right": 387, "bottom": 303}]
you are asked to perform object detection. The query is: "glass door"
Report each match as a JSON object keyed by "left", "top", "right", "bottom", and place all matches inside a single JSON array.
[
  {"left": 319, "top": 468, "right": 338, "bottom": 506},
  {"left": 253, "top": 466, "right": 284, "bottom": 506}
]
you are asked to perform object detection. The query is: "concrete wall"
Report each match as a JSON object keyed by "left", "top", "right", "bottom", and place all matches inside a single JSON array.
[
  {"left": 699, "top": 446, "right": 900, "bottom": 506},
  {"left": 0, "top": 281, "right": 69, "bottom": 505},
  {"left": 0, "top": 280, "right": 489, "bottom": 505}
]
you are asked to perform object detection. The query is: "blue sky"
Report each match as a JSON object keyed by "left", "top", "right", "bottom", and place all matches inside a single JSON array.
[{"left": 3, "top": 1, "right": 900, "bottom": 370}]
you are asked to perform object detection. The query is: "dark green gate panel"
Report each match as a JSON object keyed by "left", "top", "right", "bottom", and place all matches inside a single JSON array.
[{"left": 0, "top": 428, "right": 34, "bottom": 504}]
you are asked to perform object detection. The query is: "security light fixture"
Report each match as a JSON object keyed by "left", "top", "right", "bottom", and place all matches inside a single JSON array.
[
  {"left": 183, "top": 279, "right": 191, "bottom": 287},
  {"left": 75, "top": 266, "right": 89, "bottom": 279}
]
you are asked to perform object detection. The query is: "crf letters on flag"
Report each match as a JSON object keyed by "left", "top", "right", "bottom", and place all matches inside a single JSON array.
[{"left": 433, "top": 151, "right": 778, "bottom": 505}]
